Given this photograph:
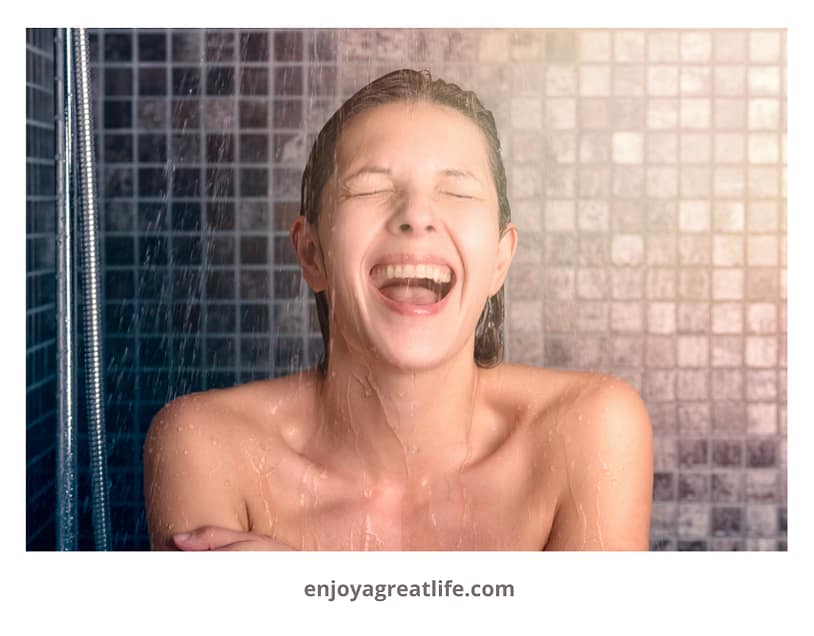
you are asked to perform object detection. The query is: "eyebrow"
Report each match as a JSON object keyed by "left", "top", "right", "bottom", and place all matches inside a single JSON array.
[
  {"left": 341, "top": 166, "right": 482, "bottom": 184},
  {"left": 342, "top": 166, "right": 391, "bottom": 183},
  {"left": 438, "top": 168, "right": 482, "bottom": 185}
]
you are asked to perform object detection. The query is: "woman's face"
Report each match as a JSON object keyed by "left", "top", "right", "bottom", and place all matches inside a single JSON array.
[{"left": 315, "top": 100, "right": 516, "bottom": 371}]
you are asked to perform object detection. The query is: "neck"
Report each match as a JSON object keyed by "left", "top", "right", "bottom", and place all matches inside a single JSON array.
[{"left": 315, "top": 341, "right": 484, "bottom": 488}]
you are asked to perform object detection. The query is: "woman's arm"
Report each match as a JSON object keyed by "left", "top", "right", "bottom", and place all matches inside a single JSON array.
[
  {"left": 143, "top": 395, "right": 249, "bottom": 550},
  {"left": 544, "top": 376, "right": 654, "bottom": 551}
]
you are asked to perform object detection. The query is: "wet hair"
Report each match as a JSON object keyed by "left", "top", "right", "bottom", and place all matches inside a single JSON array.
[{"left": 299, "top": 68, "right": 512, "bottom": 374}]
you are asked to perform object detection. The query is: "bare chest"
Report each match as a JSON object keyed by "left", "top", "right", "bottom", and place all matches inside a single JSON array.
[{"left": 243, "top": 452, "right": 559, "bottom": 551}]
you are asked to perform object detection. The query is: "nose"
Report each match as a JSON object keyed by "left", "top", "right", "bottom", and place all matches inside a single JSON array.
[{"left": 386, "top": 191, "right": 437, "bottom": 236}]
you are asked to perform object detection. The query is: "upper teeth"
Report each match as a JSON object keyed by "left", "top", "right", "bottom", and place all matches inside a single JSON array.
[{"left": 371, "top": 263, "right": 452, "bottom": 284}]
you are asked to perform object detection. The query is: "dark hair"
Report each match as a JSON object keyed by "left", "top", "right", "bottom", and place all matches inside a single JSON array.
[{"left": 299, "top": 68, "right": 511, "bottom": 374}]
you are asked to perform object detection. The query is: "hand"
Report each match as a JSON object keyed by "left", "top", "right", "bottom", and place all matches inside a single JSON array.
[{"left": 173, "top": 526, "right": 296, "bottom": 551}]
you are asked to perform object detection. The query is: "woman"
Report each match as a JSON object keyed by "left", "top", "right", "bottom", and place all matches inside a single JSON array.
[{"left": 144, "top": 69, "right": 653, "bottom": 550}]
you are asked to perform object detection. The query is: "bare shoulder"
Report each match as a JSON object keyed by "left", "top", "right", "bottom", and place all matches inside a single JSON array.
[
  {"left": 551, "top": 371, "right": 653, "bottom": 550},
  {"left": 145, "top": 370, "right": 321, "bottom": 452},
  {"left": 485, "top": 364, "right": 640, "bottom": 418},
  {"left": 143, "top": 371, "right": 320, "bottom": 549},
  {"left": 143, "top": 387, "right": 250, "bottom": 549},
  {"left": 492, "top": 364, "right": 653, "bottom": 550},
  {"left": 492, "top": 363, "right": 649, "bottom": 436},
  {"left": 555, "top": 370, "right": 653, "bottom": 488},
  {"left": 560, "top": 369, "right": 651, "bottom": 435},
  {"left": 144, "top": 386, "right": 250, "bottom": 462}
]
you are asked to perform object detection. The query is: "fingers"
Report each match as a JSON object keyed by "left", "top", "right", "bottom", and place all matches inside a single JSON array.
[
  {"left": 173, "top": 526, "right": 297, "bottom": 551},
  {"left": 212, "top": 540, "right": 266, "bottom": 551},
  {"left": 212, "top": 538, "right": 296, "bottom": 551},
  {"left": 173, "top": 526, "right": 255, "bottom": 551}
]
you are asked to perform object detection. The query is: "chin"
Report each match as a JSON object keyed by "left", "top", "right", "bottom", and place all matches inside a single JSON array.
[{"left": 366, "top": 336, "right": 465, "bottom": 373}]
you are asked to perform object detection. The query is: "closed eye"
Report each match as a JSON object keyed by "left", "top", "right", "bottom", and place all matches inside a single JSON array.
[
  {"left": 352, "top": 190, "right": 393, "bottom": 197},
  {"left": 441, "top": 191, "right": 474, "bottom": 199}
]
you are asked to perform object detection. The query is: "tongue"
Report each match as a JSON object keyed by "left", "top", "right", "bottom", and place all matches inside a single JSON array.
[{"left": 378, "top": 282, "right": 438, "bottom": 305}]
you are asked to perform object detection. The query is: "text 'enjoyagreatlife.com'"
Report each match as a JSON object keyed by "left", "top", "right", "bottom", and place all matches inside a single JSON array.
[{"left": 303, "top": 579, "right": 515, "bottom": 602}]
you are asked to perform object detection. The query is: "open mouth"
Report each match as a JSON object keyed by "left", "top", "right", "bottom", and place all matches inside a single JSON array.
[{"left": 369, "top": 263, "right": 455, "bottom": 306}]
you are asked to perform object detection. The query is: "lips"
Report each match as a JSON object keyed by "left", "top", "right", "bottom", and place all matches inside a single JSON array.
[{"left": 368, "top": 255, "right": 456, "bottom": 312}]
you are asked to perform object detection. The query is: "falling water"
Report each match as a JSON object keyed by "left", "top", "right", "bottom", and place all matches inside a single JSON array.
[{"left": 94, "top": 28, "right": 516, "bottom": 549}]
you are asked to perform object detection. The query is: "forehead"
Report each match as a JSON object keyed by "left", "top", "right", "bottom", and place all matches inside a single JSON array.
[{"left": 334, "top": 100, "right": 492, "bottom": 173}]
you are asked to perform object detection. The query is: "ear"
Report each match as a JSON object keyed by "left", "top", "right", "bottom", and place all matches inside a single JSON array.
[
  {"left": 488, "top": 223, "right": 518, "bottom": 296},
  {"left": 290, "top": 216, "right": 328, "bottom": 293}
]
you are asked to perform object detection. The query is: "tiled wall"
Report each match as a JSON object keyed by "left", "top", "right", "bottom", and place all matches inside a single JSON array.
[
  {"left": 86, "top": 29, "right": 332, "bottom": 548},
  {"left": 492, "top": 30, "right": 787, "bottom": 550},
  {"left": 26, "top": 28, "right": 58, "bottom": 549},
  {"left": 47, "top": 28, "right": 786, "bottom": 550}
]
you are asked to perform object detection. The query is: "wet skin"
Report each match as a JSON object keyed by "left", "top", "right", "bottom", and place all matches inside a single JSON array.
[
  {"left": 144, "top": 364, "right": 653, "bottom": 551},
  {"left": 143, "top": 100, "right": 653, "bottom": 550}
]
